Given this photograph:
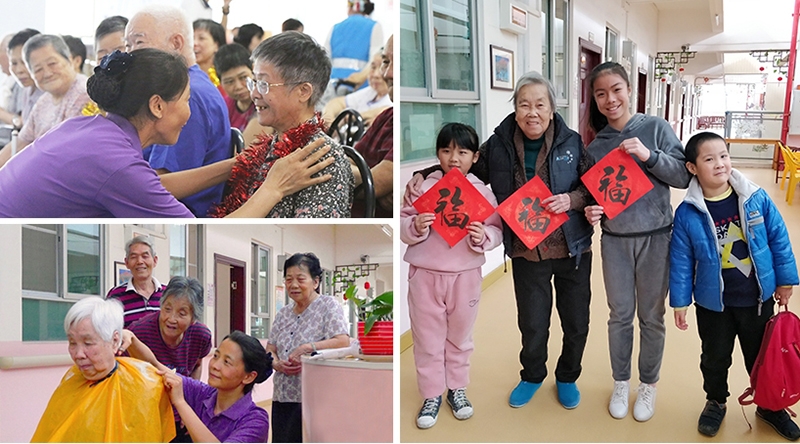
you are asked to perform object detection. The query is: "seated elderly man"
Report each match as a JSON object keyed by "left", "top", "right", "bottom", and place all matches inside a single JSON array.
[
  {"left": 0, "top": 34, "right": 90, "bottom": 167},
  {"left": 126, "top": 5, "right": 230, "bottom": 217},
  {"left": 31, "top": 297, "right": 175, "bottom": 442}
]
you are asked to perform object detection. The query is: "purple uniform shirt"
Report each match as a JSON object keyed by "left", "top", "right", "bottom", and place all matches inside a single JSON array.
[
  {"left": 129, "top": 312, "right": 212, "bottom": 376},
  {"left": 0, "top": 113, "right": 194, "bottom": 217},
  {"left": 181, "top": 374, "right": 269, "bottom": 443},
  {"left": 105, "top": 277, "right": 165, "bottom": 327}
]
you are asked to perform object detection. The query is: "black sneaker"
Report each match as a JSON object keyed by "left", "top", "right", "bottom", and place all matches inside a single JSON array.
[
  {"left": 416, "top": 396, "right": 442, "bottom": 429},
  {"left": 756, "top": 407, "right": 800, "bottom": 441},
  {"left": 447, "top": 388, "right": 474, "bottom": 420},
  {"left": 697, "top": 400, "right": 726, "bottom": 437}
]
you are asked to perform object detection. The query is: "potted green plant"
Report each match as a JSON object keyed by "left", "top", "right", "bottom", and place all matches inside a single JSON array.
[{"left": 345, "top": 283, "right": 393, "bottom": 355}]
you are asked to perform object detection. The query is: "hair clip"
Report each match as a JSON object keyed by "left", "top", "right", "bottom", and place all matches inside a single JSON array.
[{"left": 96, "top": 50, "right": 134, "bottom": 77}]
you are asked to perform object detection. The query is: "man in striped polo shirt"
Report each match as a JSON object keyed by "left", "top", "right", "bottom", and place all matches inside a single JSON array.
[{"left": 106, "top": 235, "right": 164, "bottom": 327}]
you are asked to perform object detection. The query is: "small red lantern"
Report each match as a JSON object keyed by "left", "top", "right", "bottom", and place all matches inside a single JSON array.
[
  {"left": 661, "top": 77, "right": 667, "bottom": 82},
  {"left": 679, "top": 67, "right": 684, "bottom": 72},
  {"left": 364, "top": 281, "right": 371, "bottom": 290},
  {"left": 779, "top": 76, "right": 784, "bottom": 81},
  {"left": 760, "top": 66, "right": 765, "bottom": 71},
  {"left": 704, "top": 77, "right": 709, "bottom": 82}
]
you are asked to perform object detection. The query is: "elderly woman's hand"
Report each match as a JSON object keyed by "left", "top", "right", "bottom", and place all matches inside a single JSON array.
[
  {"left": 403, "top": 173, "right": 425, "bottom": 207},
  {"left": 288, "top": 343, "right": 313, "bottom": 362},
  {"left": 543, "top": 193, "right": 571, "bottom": 214},
  {"left": 160, "top": 369, "right": 186, "bottom": 404},
  {"left": 585, "top": 205, "right": 604, "bottom": 226},
  {"left": 263, "top": 138, "right": 335, "bottom": 197},
  {"left": 274, "top": 358, "right": 302, "bottom": 376},
  {"left": 117, "top": 329, "right": 133, "bottom": 355}
]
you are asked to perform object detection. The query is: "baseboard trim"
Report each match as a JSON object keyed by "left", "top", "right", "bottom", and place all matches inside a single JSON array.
[{"left": 399, "top": 259, "right": 511, "bottom": 354}]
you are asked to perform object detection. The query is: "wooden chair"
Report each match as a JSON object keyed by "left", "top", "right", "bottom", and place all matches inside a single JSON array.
[{"left": 779, "top": 143, "right": 800, "bottom": 205}]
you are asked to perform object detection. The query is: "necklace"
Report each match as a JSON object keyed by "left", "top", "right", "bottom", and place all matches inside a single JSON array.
[{"left": 209, "top": 113, "right": 325, "bottom": 217}]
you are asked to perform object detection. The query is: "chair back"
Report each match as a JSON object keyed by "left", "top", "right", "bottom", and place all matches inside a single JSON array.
[
  {"left": 327, "top": 109, "right": 365, "bottom": 147},
  {"left": 342, "top": 144, "right": 375, "bottom": 218},
  {"left": 230, "top": 127, "right": 245, "bottom": 157}
]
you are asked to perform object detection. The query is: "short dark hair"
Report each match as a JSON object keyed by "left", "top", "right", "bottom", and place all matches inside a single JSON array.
[
  {"left": 8, "top": 28, "right": 40, "bottom": 52},
  {"left": 222, "top": 331, "right": 273, "bottom": 394},
  {"left": 94, "top": 16, "right": 128, "bottom": 45},
  {"left": 161, "top": 276, "right": 204, "bottom": 321},
  {"left": 87, "top": 48, "right": 189, "bottom": 119},
  {"left": 213, "top": 43, "right": 252, "bottom": 77},
  {"left": 437, "top": 122, "right": 479, "bottom": 153},
  {"left": 283, "top": 252, "right": 323, "bottom": 280},
  {"left": 588, "top": 61, "right": 631, "bottom": 133},
  {"left": 684, "top": 131, "right": 726, "bottom": 164},
  {"left": 234, "top": 23, "right": 264, "bottom": 50},
  {"left": 251, "top": 31, "right": 331, "bottom": 106},
  {"left": 282, "top": 19, "right": 303, "bottom": 32},
  {"left": 193, "top": 19, "right": 226, "bottom": 49},
  {"left": 61, "top": 35, "right": 86, "bottom": 70}
]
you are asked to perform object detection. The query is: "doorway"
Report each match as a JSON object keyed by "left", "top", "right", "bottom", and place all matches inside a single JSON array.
[
  {"left": 578, "top": 38, "right": 602, "bottom": 146},
  {"left": 637, "top": 69, "right": 647, "bottom": 114},
  {"left": 214, "top": 254, "right": 246, "bottom": 341}
]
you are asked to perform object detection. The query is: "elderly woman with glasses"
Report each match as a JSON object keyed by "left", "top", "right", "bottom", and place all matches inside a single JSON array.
[
  {"left": 31, "top": 297, "right": 175, "bottom": 442},
  {"left": 210, "top": 31, "right": 354, "bottom": 218},
  {"left": 267, "top": 253, "right": 350, "bottom": 442}
]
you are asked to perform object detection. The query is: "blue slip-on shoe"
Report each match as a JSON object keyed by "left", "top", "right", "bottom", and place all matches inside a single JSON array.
[
  {"left": 556, "top": 380, "right": 580, "bottom": 409},
  {"left": 509, "top": 380, "right": 542, "bottom": 408}
]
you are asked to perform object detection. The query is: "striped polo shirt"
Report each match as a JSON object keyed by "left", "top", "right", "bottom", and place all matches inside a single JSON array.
[
  {"left": 128, "top": 312, "right": 212, "bottom": 377},
  {"left": 105, "top": 277, "right": 165, "bottom": 328}
]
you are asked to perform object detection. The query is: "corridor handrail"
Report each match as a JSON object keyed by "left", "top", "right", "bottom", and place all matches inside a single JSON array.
[{"left": 0, "top": 354, "right": 72, "bottom": 370}]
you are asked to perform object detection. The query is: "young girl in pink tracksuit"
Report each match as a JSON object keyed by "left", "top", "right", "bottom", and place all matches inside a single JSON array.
[{"left": 401, "top": 123, "right": 503, "bottom": 430}]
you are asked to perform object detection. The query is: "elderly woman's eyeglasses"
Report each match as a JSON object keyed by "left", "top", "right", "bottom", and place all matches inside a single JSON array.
[{"left": 246, "top": 77, "right": 292, "bottom": 95}]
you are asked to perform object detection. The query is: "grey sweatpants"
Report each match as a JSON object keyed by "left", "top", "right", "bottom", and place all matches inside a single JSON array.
[{"left": 601, "top": 231, "right": 670, "bottom": 384}]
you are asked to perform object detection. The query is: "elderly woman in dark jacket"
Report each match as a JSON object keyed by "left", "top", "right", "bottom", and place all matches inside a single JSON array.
[{"left": 410, "top": 70, "right": 594, "bottom": 411}]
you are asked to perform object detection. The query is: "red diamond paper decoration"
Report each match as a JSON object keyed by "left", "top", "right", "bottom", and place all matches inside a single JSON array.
[
  {"left": 581, "top": 148, "right": 654, "bottom": 219},
  {"left": 496, "top": 176, "right": 569, "bottom": 250},
  {"left": 412, "top": 169, "right": 495, "bottom": 247}
]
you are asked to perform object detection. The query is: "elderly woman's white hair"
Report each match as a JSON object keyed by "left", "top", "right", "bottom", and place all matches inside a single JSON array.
[{"left": 63, "top": 296, "right": 124, "bottom": 348}]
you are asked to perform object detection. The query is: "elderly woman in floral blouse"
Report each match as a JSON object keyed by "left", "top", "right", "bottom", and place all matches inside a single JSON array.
[
  {"left": 211, "top": 31, "right": 354, "bottom": 218},
  {"left": 267, "top": 253, "right": 349, "bottom": 442}
]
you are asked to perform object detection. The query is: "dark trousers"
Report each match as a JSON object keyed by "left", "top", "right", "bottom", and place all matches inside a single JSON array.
[
  {"left": 695, "top": 298, "right": 774, "bottom": 403},
  {"left": 272, "top": 401, "right": 303, "bottom": 443},
  {"left": 511, "top": 252, "right": 592, "bottom": 383},
  {"left": 170, "top": 422, "right": 192, "bottom": 443}
]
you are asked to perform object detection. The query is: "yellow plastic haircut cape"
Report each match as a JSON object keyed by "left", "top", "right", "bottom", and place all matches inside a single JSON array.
[{"left": 31, "top": 357, "right": 176, "bottom": 442}]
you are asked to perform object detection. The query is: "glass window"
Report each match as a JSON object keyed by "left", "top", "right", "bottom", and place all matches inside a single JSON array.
[
  {"left": 400, "top": 0, "right": 427, "bottom": 89},
  {"left": 66, "top": 225, "right": 100, "bottom": 296},
  {"left": 541, "top": 0, "right": 549, "bottom": 79},
  {"left": 432, "top": 0, "right": 475, "bottom": 92},
  {"left": 170, "top": 225, "right": 187, "bottom": 277},
  {"left": 187, "top": 225, "right": 201, "bottom": 280},
  {"left": 251, "top": 244, "right": 271, "bottom": 339},
  {"left": 22, "top": 225, "right": 58, "bottom": 295},
  {"left": 553, "top": 0, "right": 568, "bottom": 103},
  {"left": 22, "top": 299, "right": 74, "bottom": 341},
  {"left": 400, "top": 102, "right": 479, "bottom": 161},
  {"left": 606, "top": 27, "right": 618, "bottom": 63}
]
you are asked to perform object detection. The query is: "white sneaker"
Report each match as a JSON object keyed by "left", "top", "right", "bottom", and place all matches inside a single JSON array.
[
  {"left": 416, "top": 396, "right": 442, "bottom": 429},
  {"left": 609, "top": 380, "right": 629, "bottom": 419},
  {"left": 633, "top": 383, "right": 657, "bottom": 422}
]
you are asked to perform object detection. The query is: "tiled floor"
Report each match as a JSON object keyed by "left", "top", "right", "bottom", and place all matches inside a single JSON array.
[{"left": 399, "top": 167, "right": 800, "bottom": 442}]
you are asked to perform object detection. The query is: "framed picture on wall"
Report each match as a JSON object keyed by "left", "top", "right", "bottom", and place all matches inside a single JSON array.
[
  {"left": 490, "top": 45, "right": 514, "bottom": 91},
  {"left": 115, "top": 261, "right": 132, "bottom": 286}
]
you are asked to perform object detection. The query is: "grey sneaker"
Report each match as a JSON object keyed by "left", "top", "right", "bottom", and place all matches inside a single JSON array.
[
  {"left": 416, "top": 396, "right": 442, "bottom": 429},
  {"left": 447, "top": 388, "right": 474, "bottom": 420}
]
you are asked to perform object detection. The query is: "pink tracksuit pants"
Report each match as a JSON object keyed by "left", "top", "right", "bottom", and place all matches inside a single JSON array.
[{"left": 407, "top": 265, "right": 483, "bottom": 399}]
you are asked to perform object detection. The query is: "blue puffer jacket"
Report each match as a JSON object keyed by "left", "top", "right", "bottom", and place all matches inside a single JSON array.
[{"left": 669, "top": 169, "right": 799, "bottom": 312}]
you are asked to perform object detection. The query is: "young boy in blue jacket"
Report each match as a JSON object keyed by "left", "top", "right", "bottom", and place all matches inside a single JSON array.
[{"left": 669, "top": 132, "right": 799, "bottom": 440}]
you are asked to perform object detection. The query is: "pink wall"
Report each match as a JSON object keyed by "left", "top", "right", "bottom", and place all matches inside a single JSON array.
[{"left": 0, "top": 341, "right": 71, "bottom": 442}]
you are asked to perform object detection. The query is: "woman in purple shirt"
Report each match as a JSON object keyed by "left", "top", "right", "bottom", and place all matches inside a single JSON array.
[
  {"left": 0, "top": 49, "right": 334, "bottom": 218},
  {"left": 128, "top": 330, "right": 273, "bottom": 443}
]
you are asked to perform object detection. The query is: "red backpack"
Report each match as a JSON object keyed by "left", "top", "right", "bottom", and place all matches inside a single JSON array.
[{"left": 738, "top": 308, "right": 800, "bottom": 412}]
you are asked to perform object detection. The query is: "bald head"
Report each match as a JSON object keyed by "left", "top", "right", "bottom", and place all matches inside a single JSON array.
[{"left": 127, "top": 5, "right": 194, "bottom": 66}]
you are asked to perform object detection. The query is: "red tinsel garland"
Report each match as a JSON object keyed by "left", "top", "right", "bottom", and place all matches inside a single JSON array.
[{"left": 209, "top": 114, "right": 325, "bottom": 217}]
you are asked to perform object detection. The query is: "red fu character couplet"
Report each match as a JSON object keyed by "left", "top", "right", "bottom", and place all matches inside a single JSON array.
[
  {"left": 413, "top": 168, "right": 495, "bottom": 247},
  {"left": 496, "top": 176, "right": 569, "bottom": 250},
  {"left": 581, "top": 148, "right": 654, "bottom": 219}
]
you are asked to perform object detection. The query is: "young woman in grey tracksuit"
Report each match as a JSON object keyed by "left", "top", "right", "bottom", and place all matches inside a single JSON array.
[{"left": 584, "top": 62, "right": 691, "bottom": 422}]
